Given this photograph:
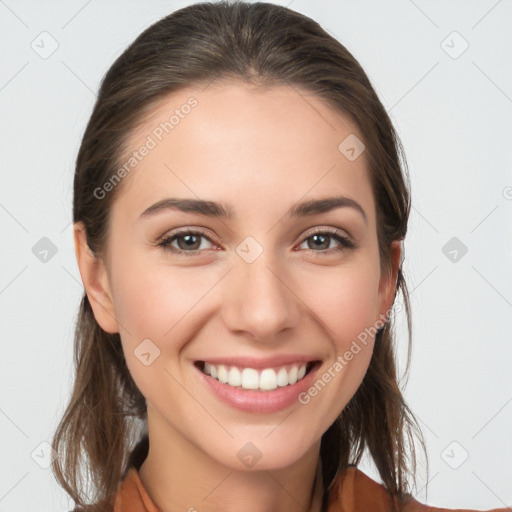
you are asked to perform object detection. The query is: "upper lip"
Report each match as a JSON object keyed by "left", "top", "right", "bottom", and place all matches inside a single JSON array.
[{"left": 196, "top": 355, "right": 321, "bottom": 370}]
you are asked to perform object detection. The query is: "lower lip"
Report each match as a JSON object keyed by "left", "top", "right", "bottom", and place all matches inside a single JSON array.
[{"left": 195, "top": 362, "right": 321, "bottom": 413}]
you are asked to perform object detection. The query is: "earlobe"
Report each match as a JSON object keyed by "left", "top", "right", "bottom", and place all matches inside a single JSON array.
[
  {"left": 73, "top": 222, "right": 119, "bottom": 334},
  {"left": 378, "top": 240, "right": 402, "bottom": 323}
]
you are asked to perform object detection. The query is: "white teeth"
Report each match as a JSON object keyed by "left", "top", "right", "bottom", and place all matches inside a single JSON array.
[
  {"left": 201, "top": 362, "right": 309, "bottom": 391},
  {"left": 217, "top": 365, "right": 228, "bottom": 384},
  {"left": 288, "top": 366, "right": 298, "bottom": 385},
  {"left": 228, "top": 367, "right": 242, "bottom": 387},
  {"left": 259, "top": 369, "right": 277, "bottom": 390},
  {"left": 276, "top": 367, "right": 289, "bottom": 387},
  {"left": 242, "top": 368, "right": 259, "bottom": 389}
]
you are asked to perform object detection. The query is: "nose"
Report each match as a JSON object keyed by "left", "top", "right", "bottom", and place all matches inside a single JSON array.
[{"left": 220, "top": 250, "right": 301, "bottom": 342}]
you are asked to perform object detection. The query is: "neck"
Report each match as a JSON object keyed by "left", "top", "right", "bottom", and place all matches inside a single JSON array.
[{"left": 138, "top": 407, "right": 325, "bottom": 512}]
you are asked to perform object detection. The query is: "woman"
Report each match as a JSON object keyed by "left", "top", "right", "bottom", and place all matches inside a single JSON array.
[{"left": 51, "top": 2, "right": 508, "bottom": 511}]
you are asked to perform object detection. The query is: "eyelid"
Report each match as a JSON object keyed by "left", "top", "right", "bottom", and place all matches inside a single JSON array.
[
  {"left": 157, "top": 226, "right": 216, "bottom": 241},
  {"left": 302, "top": 226, "right": 352, "bottom": 240}
]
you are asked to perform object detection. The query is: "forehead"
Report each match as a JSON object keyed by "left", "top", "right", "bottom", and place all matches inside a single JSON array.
[{"left": 114, "top": 80, "right": 375, "bottom": 225}]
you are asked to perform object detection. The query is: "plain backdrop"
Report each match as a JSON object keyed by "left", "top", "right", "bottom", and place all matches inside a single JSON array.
[{"left": 1, "top": 0, "right": 511, "bottom": 510}]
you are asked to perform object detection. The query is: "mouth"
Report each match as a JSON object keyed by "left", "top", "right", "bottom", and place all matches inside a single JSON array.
[{"left": 194, "top": 360, "right": 320, "bottom": 392}]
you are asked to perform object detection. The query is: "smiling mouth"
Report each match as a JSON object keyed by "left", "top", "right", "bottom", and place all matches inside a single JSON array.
[{"left": 194, "top": 360, "right": 319, "bottom": 391}]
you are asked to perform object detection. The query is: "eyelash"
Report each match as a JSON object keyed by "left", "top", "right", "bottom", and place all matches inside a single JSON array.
[{"left": 156, "top": 228, "right": 356, "bottom": 257}]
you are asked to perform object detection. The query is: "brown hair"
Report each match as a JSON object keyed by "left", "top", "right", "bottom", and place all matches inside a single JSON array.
[{"left": 52, "top": 1, "right": 427, "bottom": 509}]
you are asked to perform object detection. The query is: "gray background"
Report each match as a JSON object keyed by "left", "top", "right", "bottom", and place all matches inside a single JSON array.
[{"left": 1, "top": 0, "right": 511, "bottom": 510}]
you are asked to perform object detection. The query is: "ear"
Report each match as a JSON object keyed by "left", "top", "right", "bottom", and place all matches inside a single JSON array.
[
  {"left": 377, "top": 240, "right": 402, "bottom": 323},
  {"left": 73, "top": 222, "right": 119, "bottom": 333}
]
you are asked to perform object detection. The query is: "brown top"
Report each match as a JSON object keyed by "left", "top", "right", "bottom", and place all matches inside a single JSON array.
[{"left": 112, "top": 437, "right": 510, "bottom": 512}]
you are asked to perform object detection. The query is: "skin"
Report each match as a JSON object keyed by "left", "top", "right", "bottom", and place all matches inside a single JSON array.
[{"left": 74, "top": 81, "right": 400, "bottom": 512}]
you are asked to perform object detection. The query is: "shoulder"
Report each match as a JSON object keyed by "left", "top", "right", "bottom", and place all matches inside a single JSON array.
[{"left": 327, "top": 466, "right": 511, "bottom": 512}]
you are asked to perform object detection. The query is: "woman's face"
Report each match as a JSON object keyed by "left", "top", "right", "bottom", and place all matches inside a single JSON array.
[{"left": 82, "top": 81, "right": 399, "bottom": 471}]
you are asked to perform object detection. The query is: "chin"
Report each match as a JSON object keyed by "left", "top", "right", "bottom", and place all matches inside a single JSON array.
[{"left": 207, "top": 435, "right": 318, "bottom": 473}]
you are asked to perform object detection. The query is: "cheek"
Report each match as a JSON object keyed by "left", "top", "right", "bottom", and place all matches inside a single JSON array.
[
  {"left": 110, "top": 250, "right": 225, "bottom": 361},
  {"left": 109, "top": 254, "right": 207, "bottom": 403},
  {"left": 295, "top": 258, "right": 381, "bottom": 347},
  {"left": 299, "top": 261, "right": 381, "bottom": 417},
  {"left": 111, "top": 252, "right": 192, "bottom": 335},
  {"left": 112, "top": 245, "right": 381, "bottom": 348}
]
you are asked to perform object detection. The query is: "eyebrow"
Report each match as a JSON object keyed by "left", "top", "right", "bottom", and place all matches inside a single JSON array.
[{"left": 138, "top": 196, "right": 367, "bottom": 224}]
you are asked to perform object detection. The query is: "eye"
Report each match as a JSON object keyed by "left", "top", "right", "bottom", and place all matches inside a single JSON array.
[
  {"left": 157, "top": 228, "right": 356, "bottom": 257},
  {"left": 157, "top": 230, "right": 216, "bottom": 256},
  {"left": 296, "top": 228, "right": 356, "bottom": 255}
]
